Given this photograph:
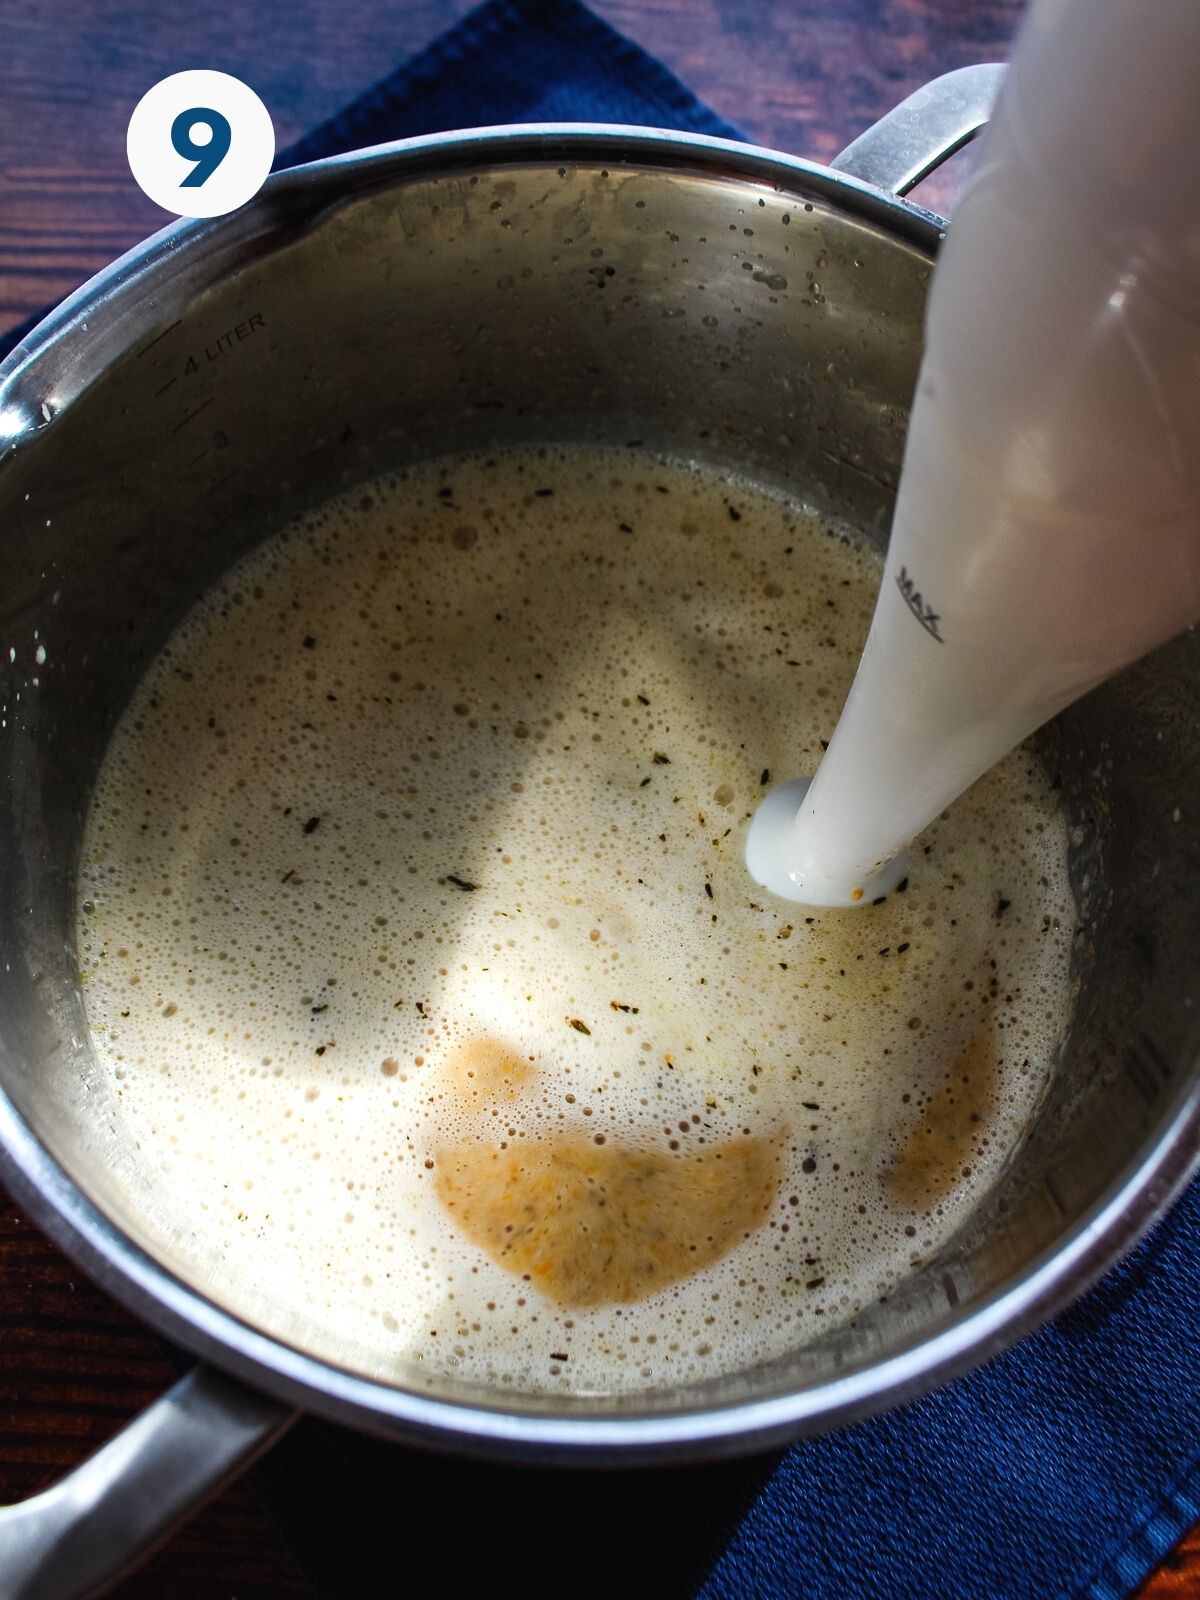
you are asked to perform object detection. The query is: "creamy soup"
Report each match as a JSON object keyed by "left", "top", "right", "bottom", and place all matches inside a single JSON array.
[{"left": 75, "top": 445, "right": 1074, "bottom": 1393}]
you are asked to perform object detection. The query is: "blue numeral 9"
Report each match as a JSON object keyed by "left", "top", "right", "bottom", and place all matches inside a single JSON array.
[{"left": 171, "top": 107, "right": 232, "bottom": 188}]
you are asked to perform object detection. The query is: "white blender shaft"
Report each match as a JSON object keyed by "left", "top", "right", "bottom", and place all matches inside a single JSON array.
[{"left": 747, "top": 0, "right": 1200, "bottom": 908}]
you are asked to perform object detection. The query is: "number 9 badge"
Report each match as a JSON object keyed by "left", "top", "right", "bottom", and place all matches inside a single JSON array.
[{"left": 127, "top": 70, "right": 275, "bottom": 218}]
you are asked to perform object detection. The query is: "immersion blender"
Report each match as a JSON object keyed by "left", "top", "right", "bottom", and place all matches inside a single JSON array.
[{"left": 746, "top": 0, "right": 1200, "bottom": 907}]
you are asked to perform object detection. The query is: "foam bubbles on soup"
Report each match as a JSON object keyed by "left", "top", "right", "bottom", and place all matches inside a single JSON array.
[{"left": 75, "top": 446, "right": 1074, "bottom": 1393}]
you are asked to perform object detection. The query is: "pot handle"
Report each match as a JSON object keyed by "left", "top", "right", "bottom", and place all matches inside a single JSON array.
[
  {"left": 829, "top": 62, "right": 1005, "bottom": 198},
  {"left": 0, "top": 1363, "right": 296, "bottom": 1600}
]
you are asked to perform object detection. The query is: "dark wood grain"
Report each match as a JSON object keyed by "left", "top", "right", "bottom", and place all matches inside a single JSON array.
[
  {"left": 0, "top": 1187, "right": 311, "bottom": 1597},
  {"left": 0, "top": 2, "right": 1196, "bottom": 1596}
]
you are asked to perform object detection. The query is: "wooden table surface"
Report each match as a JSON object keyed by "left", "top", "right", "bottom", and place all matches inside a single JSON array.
[{"left": 0, "top": 2, "right": 1196, "bottom": 1595}]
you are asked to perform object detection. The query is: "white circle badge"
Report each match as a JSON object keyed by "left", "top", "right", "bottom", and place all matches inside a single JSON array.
[{"left": 127, "top": 70, "right": 275, "bottom": 219}]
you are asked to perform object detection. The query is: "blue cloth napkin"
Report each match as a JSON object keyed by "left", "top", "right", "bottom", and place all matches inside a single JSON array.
[{"left": 4, "top": 4, "right": 1198, "bottom": 1597}]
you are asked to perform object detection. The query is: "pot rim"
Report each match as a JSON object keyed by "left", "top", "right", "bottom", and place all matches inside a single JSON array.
[
  {"left": 1, "top": 121, "right": 1197, "bottom": 1460},
  {"left": 2, "top": 1062, "right": 1197, "bottom": 1460}
]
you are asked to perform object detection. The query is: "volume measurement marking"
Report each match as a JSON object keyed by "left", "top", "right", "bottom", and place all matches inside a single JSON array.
[{"left": 895, "top": 565, "right": 944, "bottom": 642}]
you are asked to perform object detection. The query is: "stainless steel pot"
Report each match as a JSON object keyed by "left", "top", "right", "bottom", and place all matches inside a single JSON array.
[{"left": 2, "top": 67, "right": 1198, "bottom": 1599}]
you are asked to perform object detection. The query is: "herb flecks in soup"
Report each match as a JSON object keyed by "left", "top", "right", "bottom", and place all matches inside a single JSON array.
[
  {"left": 76, "top": 445, "right": 1074, "bottom": 1393},
  {"left": 436, "top": 1132, "right": 783, "bottom": 1307},
  {"left": 885, "top": 1032, "right": 999, "bottom": 1208}
]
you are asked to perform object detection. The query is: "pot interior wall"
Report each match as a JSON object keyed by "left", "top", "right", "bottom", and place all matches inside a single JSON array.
[{"left": 1, "top": 147, "right": 1198, "bottom": 1418}]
